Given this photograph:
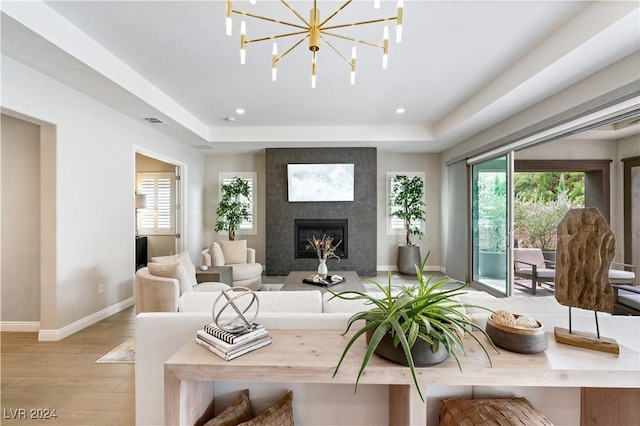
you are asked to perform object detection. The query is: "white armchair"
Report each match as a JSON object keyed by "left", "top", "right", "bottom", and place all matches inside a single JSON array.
[
  {"left": 135, "top": 252, "right": 230, "bottom": 314},
  {"left": 201, "top": 241, "right": 262, "bottom": 290}
]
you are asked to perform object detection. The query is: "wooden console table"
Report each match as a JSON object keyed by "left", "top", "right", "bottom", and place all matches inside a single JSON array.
[{"left": 164, "top": 329, "right": 638, "bottom": 425}]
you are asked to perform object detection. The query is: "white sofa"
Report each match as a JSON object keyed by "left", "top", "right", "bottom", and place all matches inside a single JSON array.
[{"left": 136, "top": 290, "right": 640, "bottom": 426}]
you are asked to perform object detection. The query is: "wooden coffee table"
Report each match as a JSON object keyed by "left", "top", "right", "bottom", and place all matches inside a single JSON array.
[{"left": 280, "top": 270, "right": 365, "bottom": 293}]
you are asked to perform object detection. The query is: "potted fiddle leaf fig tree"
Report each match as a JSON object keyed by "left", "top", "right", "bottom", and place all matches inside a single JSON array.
[
  {"left": 214, "top": 176, "right": 251, "bottom": 241},
  {"left": 390, "top": 174, "right": 425, "bottom": 274},
  {"left": 332, "top": 254, "right": 496, "bottom": 402}
]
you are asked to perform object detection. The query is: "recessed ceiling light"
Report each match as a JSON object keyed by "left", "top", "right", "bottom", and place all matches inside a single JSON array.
[
  {"left": 396, "top": 108, "right": 406, "bottom": 114},
  {"left": 235, "top": 108, "right": 245, "bottom": 114}
]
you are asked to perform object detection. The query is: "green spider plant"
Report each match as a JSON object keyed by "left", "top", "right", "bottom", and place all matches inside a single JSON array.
[{"left": 331, "top": 255, "right": 497, "bottom": 402}]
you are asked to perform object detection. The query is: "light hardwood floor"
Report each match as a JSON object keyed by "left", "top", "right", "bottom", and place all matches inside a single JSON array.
[{"left": 1, "top": 306, "right": 136, "bottom": 425}]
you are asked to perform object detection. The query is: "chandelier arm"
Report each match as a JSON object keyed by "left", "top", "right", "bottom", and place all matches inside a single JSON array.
[
  {"left": 319, "top": 36, "right": 352, "bottom": 66},
  {"left": 319, "top": 0, "right": 353, "bottom": 27},
  {"left": 321, "top": 16, "right": 398, "bottom": 31},
  {"left": 279, "top": 0, "right": 311, "bottom": 28},
  {"left": 232, "top": 10, "right": 308, "bottom": 30},
  {"left": 245, "top": 31, "right": 308, "bottom": 45},
  {"left": 276, "top": 36, "right": 309, "bottom": 63},
  {"left": 321, "top": 31, "right": 384, "bottom": 49}
]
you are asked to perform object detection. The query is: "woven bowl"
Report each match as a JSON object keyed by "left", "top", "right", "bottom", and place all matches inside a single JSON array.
[{"left": 486, "top": 313, "right": 548, "bottom": 354}]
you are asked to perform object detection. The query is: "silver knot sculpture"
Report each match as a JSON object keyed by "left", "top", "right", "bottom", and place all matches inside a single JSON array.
[{"left": 212, "top": 287, "right": 260, "bottom": 334}]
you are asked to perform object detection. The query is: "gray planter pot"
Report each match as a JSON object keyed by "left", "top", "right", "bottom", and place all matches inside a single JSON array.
[
  {"left": 542, "top": 251, "right": 556, "bottom": 263},
  {"left": 478, "top": 251, "right": 506, "bottom": 279},
  {"left": 368, "top": 330, "right": 450, "bottom": 366},
  {"left": 397, "top": 245, "right": 421, "bottom": 275}
]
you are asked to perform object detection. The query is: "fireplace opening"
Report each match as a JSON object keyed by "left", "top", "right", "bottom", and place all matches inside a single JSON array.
[{"left": 295, "top": 219, "right": 348, "bottom": 259}]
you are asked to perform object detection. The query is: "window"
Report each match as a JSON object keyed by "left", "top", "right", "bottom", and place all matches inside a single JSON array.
[
  {"left": 386, "top": 171, "right": 425, "bottom": 235},
  {"left": 219, "top": 172, "right": 257, "bottom": 235},
  {"left": 137, "top": 172, "right": 175, "bottom": 235}
]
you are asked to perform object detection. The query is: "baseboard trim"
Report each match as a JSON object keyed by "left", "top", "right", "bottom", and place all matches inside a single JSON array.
[
  {"left": 377, "top": 265, "right": 445, "bottom": 273},
  {"left": 0, "top": 321, "right": 41, "bottom": 332},
  {"left": 38, "top": 297, "right": 134, "bottom": 341}
]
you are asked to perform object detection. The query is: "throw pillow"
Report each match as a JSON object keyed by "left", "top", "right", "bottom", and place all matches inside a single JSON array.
[
  {"left": 147, "top": 262, "right": 193, "bottom": 294},
  {"left": 221, "top": 240, "right": 248, "bottom": 265},
  {"left": 209, "top": 242, "right": 226, "bottom": 267},
  {"left": 203, "top": 389, "right": 253, "bottom": 426},
  {"left": 151, "top": 252, "right": 198, "bottom": 289},
  {"left": 237, "top": 391, "right": 293, "bottom": 426}
]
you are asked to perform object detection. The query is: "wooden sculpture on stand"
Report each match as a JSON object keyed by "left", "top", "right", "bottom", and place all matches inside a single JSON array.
[{"left": 554, "top": 208, "right": 619, "bottom": 354}]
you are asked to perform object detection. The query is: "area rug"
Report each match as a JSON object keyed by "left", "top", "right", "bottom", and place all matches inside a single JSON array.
[
  {"left": 260, "top": 283, "right": 283, "bottom": 291},
  {"left": 96, "top": 337, "right": 135, "bottom": 364}
]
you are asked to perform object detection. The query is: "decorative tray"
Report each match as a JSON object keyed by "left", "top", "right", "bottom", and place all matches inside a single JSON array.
[{"left": 302, "top": 275, "right": 346, "bottom": 287}]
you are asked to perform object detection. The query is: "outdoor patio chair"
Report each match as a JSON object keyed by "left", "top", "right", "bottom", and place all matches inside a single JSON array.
[
  {"left": 513, "top": 248, "right": 556, "bottom": 295},
  {"left": 612, "top": 285, "right": 640, "bottom": 315},
  {"left": 514, "top": 248, "right": 637, "bottom": 296}
]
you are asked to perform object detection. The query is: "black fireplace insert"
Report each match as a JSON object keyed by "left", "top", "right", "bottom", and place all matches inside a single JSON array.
[{"left": 295, "top": 219, "right": 348, "bottom": 259}]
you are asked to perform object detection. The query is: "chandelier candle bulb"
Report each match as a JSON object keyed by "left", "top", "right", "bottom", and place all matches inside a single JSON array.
[
  {"left": 240, "top": 21, "right": 246, "bottom": 64},
  {"left": 383, "top": 26, "right": 389, "bottom": 69},
  {"left": 397, "top": 0, "right": 404, "bottom": 43},
  {"left": 350, "top": 47, "right": 356, "bottom": 85},
  {"left": 271, "top": 43, "right": 278, "bottom": 81},
  {"left": 311, "top": 52, "right": 317, "bottom": 88},
  {"left": 225, "top": 0, "right": 232, "bottom": 36}
]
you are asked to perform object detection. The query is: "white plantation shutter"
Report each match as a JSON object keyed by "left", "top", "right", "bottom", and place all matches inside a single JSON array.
[
  {"left": 386, "top": 171, "right": 425, "bottom": 235},
  {"left": 138, "top": 172, "right": 175, "bottom": 235},
  {"left": 389, "top": 205, "right": 405, "bottom": 230},
  {"left": 219, "top": 172, "right": 257, "bottom": 234},
  {"left": 390, "top": 206, "right": 421, "bottom": 230}
]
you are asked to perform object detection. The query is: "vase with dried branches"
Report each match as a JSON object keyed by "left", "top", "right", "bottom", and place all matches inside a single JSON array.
[{"left": 308, "top": 234, "right": 342, "bottom": 277}]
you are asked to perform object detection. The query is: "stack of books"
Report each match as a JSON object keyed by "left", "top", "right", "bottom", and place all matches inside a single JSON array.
[{"left": 195, "top": 322, "right": 271, "bottom": 361}]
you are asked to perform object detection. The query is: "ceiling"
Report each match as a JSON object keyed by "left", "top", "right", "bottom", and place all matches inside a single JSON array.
[{"left": 1, "top": 1, "right": 639, "bottom": 154}]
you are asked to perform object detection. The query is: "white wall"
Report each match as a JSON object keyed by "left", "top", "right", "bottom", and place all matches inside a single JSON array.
[
  {"left": 1, "top": 55, "right": 206, "bottom": 338},
  {"left": 203, "top": 153, "right": 267, "bottom": 265},
  {"left": 376, "top": 152, "right": 443, "bottom": 271},
  {"left": 617, "top": 134, "right": 640, "bottom": 159},
  {"left": 1, "top": 114, "right": 41, "bottom": 323}
]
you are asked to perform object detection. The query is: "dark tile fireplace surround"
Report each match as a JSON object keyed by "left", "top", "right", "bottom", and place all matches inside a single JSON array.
[{"left": 266, "top": 148, "right": 377, "bottom": 276}]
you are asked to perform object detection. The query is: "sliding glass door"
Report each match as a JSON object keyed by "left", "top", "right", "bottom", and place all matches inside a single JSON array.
[{"left": 471, "top": 153, "right": 513, "bottom": 296}]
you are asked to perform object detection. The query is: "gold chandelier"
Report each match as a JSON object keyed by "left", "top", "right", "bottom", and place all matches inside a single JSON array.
[{"left": 225, "top": 0, "right": 404, "bottom": 87}]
